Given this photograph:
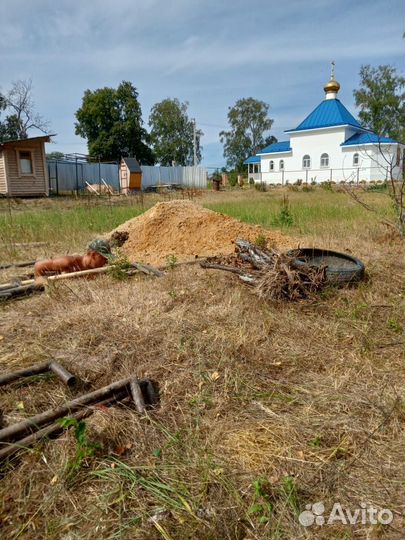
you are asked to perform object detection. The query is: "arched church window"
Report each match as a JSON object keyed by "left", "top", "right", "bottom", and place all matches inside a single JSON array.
[
  {"left": 269, "top": 160, "right": 274, "bottom": 171},
  {"left": 320, "top": 153, "right": 329, "bottom": 168},
  {"left": 302, "top": 155, "right": 311, "bottom": 169},
  {"left": 279, "top": 160, "right": 284, "bottom": 170},
  {"left": 353, "top": 153, "right": 359, "bottom": 166}
]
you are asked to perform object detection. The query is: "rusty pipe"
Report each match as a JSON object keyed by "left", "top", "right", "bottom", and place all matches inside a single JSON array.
[
  {"left": 0, "top": 362, "right": 50, "bottom": 387},
  {"left": 48, "top": 362, "right": 76, "bottom": 387},
  {"left": 0, "top": 391, "right": 129, "bottom": 461},
  {"left": 0, "top": 377, "right": 134, "bottom": 443}
]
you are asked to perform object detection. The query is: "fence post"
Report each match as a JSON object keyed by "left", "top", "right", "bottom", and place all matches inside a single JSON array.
[
  {"left": 75, "top": 156, "right": 79, "bottom": 195},
  {"left": 357, "top": 167, "right": 359, "bottom": 185},
  {"left": 56, "top": 160, "right": 59, "bottom": 195},
  {"left": 330, "top": 168, "right": 332, "bottom": 181}
]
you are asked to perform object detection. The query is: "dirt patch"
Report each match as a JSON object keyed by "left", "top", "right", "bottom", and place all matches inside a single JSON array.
[{"left": 108, "top": 200, "right": 294, "bottom": 264}]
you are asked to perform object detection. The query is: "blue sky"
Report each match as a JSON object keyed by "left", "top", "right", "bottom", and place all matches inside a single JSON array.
[{"left": 1, "top": 0, "right": 403, "bottom": 168}]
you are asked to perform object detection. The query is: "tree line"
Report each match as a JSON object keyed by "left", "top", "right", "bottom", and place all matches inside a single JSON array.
[{"left": 1, "top": 65, "right": 404, "bottom": 169}]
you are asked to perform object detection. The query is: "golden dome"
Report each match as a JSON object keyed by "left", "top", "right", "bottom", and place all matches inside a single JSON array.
[{"left": 324, "top": 78, "right": 341, "bottom": 93}]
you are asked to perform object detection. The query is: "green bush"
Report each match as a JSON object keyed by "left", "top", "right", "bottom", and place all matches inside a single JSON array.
[
  {"left": 255, "top": 181, "right": 267, "bottom": 192},
  {"left": 255, "top": 234, "right": 267, "bottom": 249},
  {"left": 320, "top": 181, "right": 333, "bottom": 191},
  {"left": 228, "top": 171, "right": 238, "bottom": 187},
  {"left": 367, "top": 182, "right": 388, "bottom": 192},
  {"left": 249, "top": 177, "right": 255, "bottom": 185},
  {"left": 272, "top": 196, "right": 294, "bottom": 227}
]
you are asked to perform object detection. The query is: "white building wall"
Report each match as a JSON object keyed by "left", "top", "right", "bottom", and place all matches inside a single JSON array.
[{"left": 259, "top": 126, "right": 388, "bottom": 184}]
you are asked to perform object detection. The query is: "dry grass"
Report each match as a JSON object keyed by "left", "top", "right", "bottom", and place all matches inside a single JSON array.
[{"left": 0, "top": 189, "right": 404, "bottom": 539}]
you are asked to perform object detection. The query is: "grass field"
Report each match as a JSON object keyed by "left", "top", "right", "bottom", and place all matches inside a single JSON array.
[
  {"left": 0, "top": 187, "right": 394, "bottom": 257},
  {"left": 0, "top": 187, "right": 404, "bottom": 539}
]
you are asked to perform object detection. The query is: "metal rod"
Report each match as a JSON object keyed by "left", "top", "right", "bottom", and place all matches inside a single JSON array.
[
  {"left": 0, "top": 392, "right": 128, "bottom": 461},
  {"left": 0, "top": 260, "right": 36, "bottom": 270},
  {"left": 131, "top": 262, "right": 165, "bottom": 277},
  {"left": 48, "top": 362, "right": 76, "bottom": 387},
  {"left": 0, "top": 283, "right": 43, "bottom": 299},
  {"left": 130, "top": 379, "right": 146, "bottom": 413},
  {"left": 0, "top": 362, "right": 50, "bottom": 387},
  {"left": 56, "top": 159, "right": 59, "bottom": 195},
  {"left": 0, "top": 408, "right": 91, "bottom": 461},
  {"left": 0, "top": 376, "right": 134, "bottom": 443}
]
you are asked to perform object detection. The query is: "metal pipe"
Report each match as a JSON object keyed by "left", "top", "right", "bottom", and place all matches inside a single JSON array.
[
  {"left": 0, "top": 376, "right": 134, "bottom": 443},
  {"left": 130, "top": 379, "right": 146, "bottom": 413},
  {"left": 0, "top": 362, "right": 50, "bottom": 387},
  {"left": 0, "top": 408, "right": 91, "bottom": 461},
  {"left": 0, "top": 283, "right": 44, "bottom": 299},
  {"left": 56, "top": 159, "right": 59, "bottom": 196},
  {"left": 138, "top": 379, "right": 159, "bottom": 408},
  {"left": 48, "top": 362, "right": 76, "bottom": 387},
  {"left": 0, "top": 391, "right": 128, "bottom": 461},
  {"left": 0, "top": 260, "right": 36, "bottom": 270}
]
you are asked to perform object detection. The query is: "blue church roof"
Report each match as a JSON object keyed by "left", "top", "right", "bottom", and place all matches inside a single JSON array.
[
  {"left": 341, "top": 132, "right": 397, "bottom": 146},
  {"left": 257, "top": 141, "right": 292, "bottom": 154},
  {"left": 243, "top": 155, "right": 261, "bottom": 164},
  {"left": 286, "top": 99, "right": 361, "bottom": 132}
]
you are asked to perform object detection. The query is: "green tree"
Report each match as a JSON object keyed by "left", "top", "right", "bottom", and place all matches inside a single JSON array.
[
  {"left": 220, "top": 97, "right": 276, "bottom": 171},
  {"left": 0, "top": 79, "right": 49, "bottom": 142},
  {"left": 353, "top": 65, "right": 405, "bottom": 142},
  {"left": 148, "top": 98, "right": 203, "bottom": 165},
  {"left": 46, "top": 151, "right": 65, "bottom": 160},
  {"left": 75, "top": 81, "right": 154, "bottom": 163}
]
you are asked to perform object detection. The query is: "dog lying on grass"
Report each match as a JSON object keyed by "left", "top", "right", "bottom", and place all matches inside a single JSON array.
[{"left": 34, "top": 239, "right": 112, "bottom": 278}]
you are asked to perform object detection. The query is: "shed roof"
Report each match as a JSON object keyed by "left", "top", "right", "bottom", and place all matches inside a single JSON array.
[
  {"left": 122, "top": 157, "right": 142, "bottom": 172},
  {"left": 0, "top": 134, "right": 55, "bottom": 148},
  {"left": 286, "top": 99, "right": 361, "bottom": 132}
]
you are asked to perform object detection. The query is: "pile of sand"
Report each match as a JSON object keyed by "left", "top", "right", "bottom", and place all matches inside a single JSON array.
[{"left": 108, "top": 200, "right": 294, "bottom": 265}]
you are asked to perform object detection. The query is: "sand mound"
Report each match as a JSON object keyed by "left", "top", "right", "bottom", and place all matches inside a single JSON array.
[{"left": 108, "top": 200, "right": 294, "bottom": 265}]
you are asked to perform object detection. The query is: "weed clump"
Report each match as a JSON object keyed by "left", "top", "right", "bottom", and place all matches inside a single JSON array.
[{"left": 272, "top": 196, "right": 294, "bottom": 227}]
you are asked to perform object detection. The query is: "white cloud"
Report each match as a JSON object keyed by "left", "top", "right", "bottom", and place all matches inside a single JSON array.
[{"left": 0, "top": 0, "right": 403, "bottom": 164}]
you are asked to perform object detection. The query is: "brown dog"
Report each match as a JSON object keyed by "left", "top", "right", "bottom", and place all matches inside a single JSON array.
[{"left": 34, "top": 250, "right": 108, "bottom": 277}]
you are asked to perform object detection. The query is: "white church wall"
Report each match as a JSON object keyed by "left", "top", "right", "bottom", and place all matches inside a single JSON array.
[
  {"left": 287, "top": 127, "right": 346, "bottom": 180},
  {"left": 259, "top": 132, "right": 404, "bottom": 184},
  {"left": 260, "top": 127, "right": 366, "bottom": 184},
  {"left": 367, "top": 144, "right": 404, "bottom": 181}
]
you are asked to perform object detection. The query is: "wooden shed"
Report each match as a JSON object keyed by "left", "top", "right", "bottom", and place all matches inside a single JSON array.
[
  {"left": 119, "top": 157, "right": 142, "bottom": 193},
  {"left": 0, "top": 135, "right": 53, "bottom": 197}
]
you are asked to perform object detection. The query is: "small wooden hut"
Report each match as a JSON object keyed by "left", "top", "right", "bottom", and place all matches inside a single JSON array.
[
  {"left": 0, "top": 135, "right": 53, "bottom": 197},
  {"left": 119, "top": 157, "right": 142, "bottom": 193}
]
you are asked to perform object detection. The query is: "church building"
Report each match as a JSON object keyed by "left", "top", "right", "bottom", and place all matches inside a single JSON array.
[{"left": 245, "top": 65, "right": 404, "bottom": 184}]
